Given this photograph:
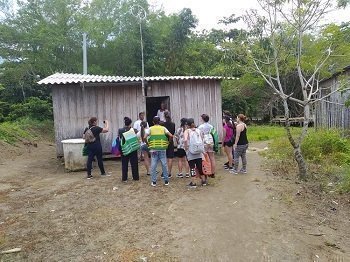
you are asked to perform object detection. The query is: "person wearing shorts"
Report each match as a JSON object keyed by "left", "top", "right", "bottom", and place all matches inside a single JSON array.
[
  {"left": 162, "top": 111, "right": 175, "bottom": 178},
  {"left": 175, "top": 118, "right": 190, "bottom": 178},
  {"left": 137, "top": 121, "right": 150, "bottom": 176}
]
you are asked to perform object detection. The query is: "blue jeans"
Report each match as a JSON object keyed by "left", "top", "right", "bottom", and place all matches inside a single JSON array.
[{"left": 151, "top": 150, "right": 169, "bottom": 183}]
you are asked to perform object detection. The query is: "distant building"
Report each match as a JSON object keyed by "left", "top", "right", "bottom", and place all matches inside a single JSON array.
[
  {"left": 39, "top": 73, "right": 228, "bottom": 156},
  {"left": 315, "top": 65, "right": 350, "bottom": 129}
]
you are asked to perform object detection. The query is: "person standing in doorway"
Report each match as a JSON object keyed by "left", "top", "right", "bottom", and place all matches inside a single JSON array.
[
  {"left": 232, "top": 114, "right": 249, "bottom": 174},
  {"left": 83, "top": 117, "right": 109, "bottom": 179},
  {"left": 118, "top": 117, "right": 139, "bottom": 182},
  {"left": 145, "top": 116, "right": 173, "bottom": 187},
  {"left": 157, "top": 101, "right": 169, "bottom": 123},
  {"left": 162, "top": 111, "right": 176, "bottom": 178}
]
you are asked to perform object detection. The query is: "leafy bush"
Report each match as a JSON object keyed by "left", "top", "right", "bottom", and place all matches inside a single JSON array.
[
  {"left": 301, "top": 129, "right": 350, "bottom": 164},
  {"left": 266, "top": 128, "right": 350, "bottom": 193},
  {"left": 0, "top": 118, "right": 54, "bottom": 144},
  {"left": 7, "top": 97, "right": 53, "bottom": 121}
]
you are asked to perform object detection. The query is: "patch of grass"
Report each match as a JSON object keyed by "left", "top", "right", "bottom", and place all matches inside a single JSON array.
[
  {"left": 338, "top": 168, "right": 350, "bottom": 193},
  {"left": 0, "top": 117, "right": 54, "bottom": 144},
  {"left": 248, "top": 125, "right": 301, "bottom": 142},
  {"left": 266, "top": 128, "right": 350, "bottom": 194}
]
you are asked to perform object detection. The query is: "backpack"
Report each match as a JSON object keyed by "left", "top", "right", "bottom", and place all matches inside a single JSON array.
[
  {"left": 203, "top": 133, "right": 214, "bottom": 146},
  {"left": 84, "top": 127, "right": 96, "bottom": 144},
  {"left": 111, "top": 137, "right": 121, "bottom": 157},
  {"left": 210, "top": 127, "right": 219, "bottom": 153},
  {"left": 189, "top": 129, "right": 204, "bottom": 154}
]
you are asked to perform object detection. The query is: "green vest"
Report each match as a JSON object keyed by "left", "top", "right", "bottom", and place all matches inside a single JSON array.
[
  {"left": 148, "top": 125, "right": 169, "bottom": 150},
  {"left": 121, "top": 128, "right": 140, "bottom": 155}
]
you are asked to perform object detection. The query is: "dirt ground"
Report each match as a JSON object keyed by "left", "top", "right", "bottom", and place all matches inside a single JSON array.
[{"left": 0, "top": 141, "right": 349, "bottom": 261}]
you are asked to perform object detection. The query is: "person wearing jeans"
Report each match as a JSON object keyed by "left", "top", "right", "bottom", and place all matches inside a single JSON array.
[
  {"left": 150, "top": 150, "right": 168, "bottom": 185},
  {"left": 145, "top": 116, "right": 173, "bottom": 186},
  {"left": 233, "top": 114, "right": 249, "bottom": 174}
]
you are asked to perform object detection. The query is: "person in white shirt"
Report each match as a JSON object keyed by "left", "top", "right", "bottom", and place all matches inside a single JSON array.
[
  {"left": 157, "top": 102, "right": 169, "bottom": 123},
  {"left": 133, "top": 112, "right": 149, "bottom": 132},
  {"left": 137, "top": 121, "right": 150, "bottom": 176},
  {"left": 198, "top": 114, "right": 216, "bottom": 178}
]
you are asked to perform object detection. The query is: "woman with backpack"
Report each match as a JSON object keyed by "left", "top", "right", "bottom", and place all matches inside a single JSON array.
[
  {"left": 83, "top": 117, "right": 109, "bottom": 179},
  {"left": 223, "top": 116, "right": 235, "bottom": 173},
  {"left": 183, "top": 118, "right": 206, "bottom": 187},
  {"left": 198, "top": 114, "right": 216, "bottom": 178},
  {"left": 118, "top": 117, "right": 139, "bottom": 182},
  {"left": 137, "top": 121, "right": 150, "bottom": 176},
  {"left": 175, "top": 118, "right": 190, "bottom": 178}
]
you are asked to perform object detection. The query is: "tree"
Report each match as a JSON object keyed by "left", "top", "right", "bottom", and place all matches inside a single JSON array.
[{"left": 242, "top": 0, "right": 350, "bottom": 179}]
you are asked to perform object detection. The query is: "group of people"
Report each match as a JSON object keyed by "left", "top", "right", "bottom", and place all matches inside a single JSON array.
[{"left": 82, "top": 110, "right": 249, "bottom": 188}]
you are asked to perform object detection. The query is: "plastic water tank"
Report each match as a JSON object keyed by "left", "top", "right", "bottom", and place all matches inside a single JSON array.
[{"left": 61, "top": 138, "right": 87, "bottom": 171}]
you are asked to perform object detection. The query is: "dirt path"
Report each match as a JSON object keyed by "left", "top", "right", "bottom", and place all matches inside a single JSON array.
[{"left": 0, "top": 142, "right": 348, "bottom": 261}]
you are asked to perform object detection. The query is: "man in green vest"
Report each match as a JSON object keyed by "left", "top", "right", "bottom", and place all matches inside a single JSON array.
[{"left": 145, "top": 116, "right": 173, "bottom": 187}]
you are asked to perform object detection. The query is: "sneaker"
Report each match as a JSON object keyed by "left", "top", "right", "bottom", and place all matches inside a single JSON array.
[
  {"left": 223, "top": 162, "right": 229, "bottom": 167},
  {"left": 240, "top": 169, "right": 247, "bottom": 174},
  {"left": 168, "top": 174, "right": 172, "bottom": 178},
  {"left": 87, "top": 175, "right": 93, "bottom": 180},
  {"left": 146, "top": 173, "right": 150, "bottom": 176},
  {"left": 185, "top": 173, "right": 190, "bottom": 178},
  {"left": 151, "top": 181, "right": 156, "bottom": 187},
  {"left": 101, "top": 173, "right": 111, "bottom": 177},
  {"left": 161, "top": 173, "right": 164, "bottom": 178},
  {"left": 177, "top": 173, "right": 184, "bottom": 178},
  {"left": 224, "top": 165, "right": 229, "bottom": 170},
  {"left": 229, "top": 168, "right": 238, "bottom": 175},
  {"left": 164, "top": 181, "right": 169, "bottom": 186},
  {"left": 202, "top": 180, "right": 208, "bottom": 186},
  {"left": 187, "top": 182, "right": 197, "bottom": 188},
  {"left": 122, "top": 180, "right": 128, "bottom": 183}
]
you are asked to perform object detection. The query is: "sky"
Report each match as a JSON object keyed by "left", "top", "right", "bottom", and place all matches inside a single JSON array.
[{"left": 148, "top": 0, "right": 350, "bottom": 31}]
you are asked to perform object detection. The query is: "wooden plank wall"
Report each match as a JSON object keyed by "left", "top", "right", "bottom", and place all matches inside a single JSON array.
[
  {"left": 52, "top": 84, "right": 146, "bottom": 156},
  {"left": 52, "top": 79, "right": 223, "bottom": 156},
  {"left": 316, "top": 70, "right": 350, "bottom": 129}
]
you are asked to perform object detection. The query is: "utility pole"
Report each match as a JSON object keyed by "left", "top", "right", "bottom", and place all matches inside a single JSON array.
[
  {"left": 83, "top": 33, "right": 88, "bottom": 75},
  {"left": 131, "top": 5, "right": 147, "bottom": 96}
]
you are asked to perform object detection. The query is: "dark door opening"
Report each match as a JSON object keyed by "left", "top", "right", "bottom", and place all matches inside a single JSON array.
[{"left": 146, "top": 96, "right": 170, "bottom": 126}]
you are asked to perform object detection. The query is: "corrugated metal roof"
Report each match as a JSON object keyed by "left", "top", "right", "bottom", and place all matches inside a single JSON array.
[{"left": 38, "top": 73, "right": 236, "bottom": 85}]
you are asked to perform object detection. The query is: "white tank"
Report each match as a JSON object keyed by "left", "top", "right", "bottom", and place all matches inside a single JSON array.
[{"left": 61, "top": 138, "right": 87, "bottom": 171}]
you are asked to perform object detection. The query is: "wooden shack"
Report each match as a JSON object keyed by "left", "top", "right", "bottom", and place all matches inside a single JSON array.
[
  {"left": 315, "top": 66, "right": 350, "bottom": 129},
  {"left": 38, "top": 73, "right": 226, "bottom": 156}
]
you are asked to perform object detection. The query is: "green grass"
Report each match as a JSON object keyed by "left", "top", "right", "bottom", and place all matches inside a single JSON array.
[
  {"left": 0, "top": 118, "right": 54, "bottom": 144},
  {"left": 264, "top": 127, "right": 350, "bottom": 193},
  {"left": 248, "top": 125, "right": 301, "bottom": 142}
]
